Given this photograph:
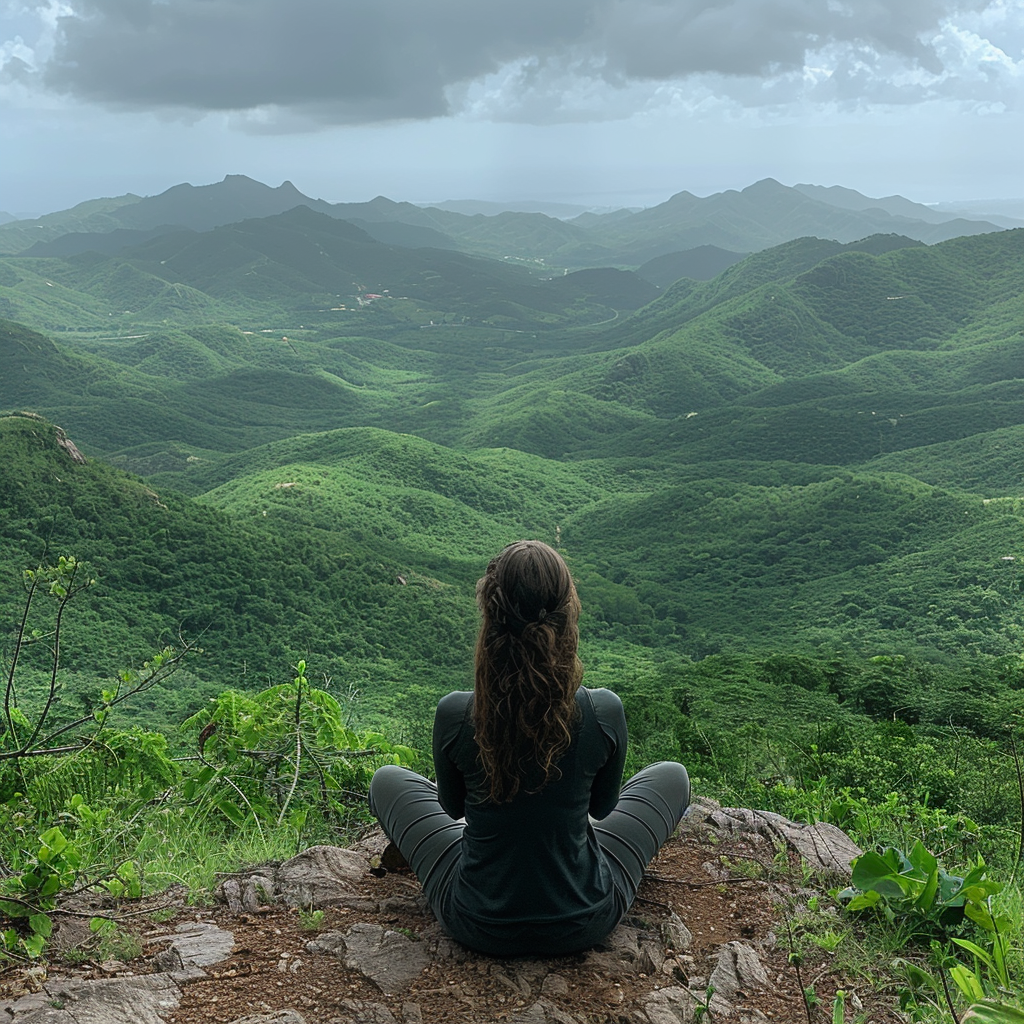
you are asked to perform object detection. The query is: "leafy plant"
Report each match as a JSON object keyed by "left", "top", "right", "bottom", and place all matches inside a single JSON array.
[
  {"left": 180, "top": 660, "right": 417, "bottom": 835},
  {"left": 1, "top": 557, "right": 195, "bottom": 769},
  {"left": 832, "top": 989, "right": 849, "bottom": 1024},
  {"left": 844, "top": 842, "right": 1021, "bottom": 1020},
  {"left": 691, "top": 983, "right": 716, "bottom": 1022},
  {"left": 805, "top": 928, "right": 846, "bottom": 954},
  {"left": 0, "top": 826, "right": 80, "bottom": 958},
  {"left": 0, "top": 557, "right": 191, "bottom": 960},
  {"left": 948, "top": 894, "right": 1015, "bottom": 1005},
  {"left": 963, "top": 1002, "right": 1024, "bottom": 1022},
  {"left": 88, "top": 917, "right": 142, "bottom": 961},
  {"left": 839, "top": 842, "right": 1001, "bottom": 937},
  {"left": 298, "top": 908, "right": 326, "bottom": 931}
]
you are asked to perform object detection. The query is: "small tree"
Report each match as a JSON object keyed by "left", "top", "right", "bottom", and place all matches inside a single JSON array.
[
  {"left": 1, "top": 556, "right": 193, "bottom": 961},
  {"left": 2, "top": 556, "right": 195, "bottom": 765}
]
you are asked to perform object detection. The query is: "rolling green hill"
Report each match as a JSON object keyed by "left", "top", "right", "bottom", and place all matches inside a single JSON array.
[
  {"left": 4, "top": 230, "right": 1021, "bottom": 473},
  {"left": 6, "top": 180, "right": 1024, "bottom": 989},
  {"left": 0, "top": 413, "right": 482, "bottom": 727},
  {"left": 1, "top": 207, "right": 637, "bottom": 336},
  {"left": 575, "top": 178, "right": 1005, "bottom": 264},
  {"left": 2, "top": 225, "right": 1023, "bottom": 721}
]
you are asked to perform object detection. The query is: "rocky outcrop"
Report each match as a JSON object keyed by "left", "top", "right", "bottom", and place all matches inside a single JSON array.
[
  {"left": 0, "top": 923, "right": 227, "bottom": 1023},
  {"left": 220, "top": 846, "right": 372, "bottom": 914},
  {"left": 308, "top": 924, "right": 433, "bottom": 995},
  {"left": 53, "top": 426, "right": 86, "bottom": 465},
  {"left": 708, "top": 941, "right": 770, "bottom": 1015},
  {"left": 683, "top": 797, "right": 862, "bottom": 875}
]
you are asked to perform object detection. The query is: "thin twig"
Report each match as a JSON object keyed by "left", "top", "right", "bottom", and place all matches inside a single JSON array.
[
  {"left": 783, "top": 916, "right": 814, "bottom": 1024},
  {"left": 1009, "top": 729, "right": 1024, "bottom": 885},
  {"left": 0, "top": 894, "right": 122, "bottom": 924},
  {"left": 938, "top": 967, "right": 960, "bottom": 1024},
  {"left": 38, "top": 638, "right": 198, "bottom": 749},
  {"left": 173, "top": 746, "right": 383, "bottom": 763},
  {"left": 20, "top": 560, "right": 79, "bottom": 753},
  {"left": 2, "top": 744, "right": 86, "bottom": 758},
  {"left": 276, "top": 674, "right": 305, "bottom": 828},
  {"left": 644, "top": 873, "right": 758, "bottom": 888},
  {"left": 3, "top": 574, "right": 37, "bottom": 746},
  {"left": 632, "top": 893, "right": 674, "bottom": 911}
]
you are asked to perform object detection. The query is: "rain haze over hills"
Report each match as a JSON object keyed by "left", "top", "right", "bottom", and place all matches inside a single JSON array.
[{"left": 1, "top": 0, "right": 1022, "bottom": 215}]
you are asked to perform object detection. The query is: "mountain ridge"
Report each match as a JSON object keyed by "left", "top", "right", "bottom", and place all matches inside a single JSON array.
[{"left": 0, "top": 176, "right": 1008, "bottom": 271}]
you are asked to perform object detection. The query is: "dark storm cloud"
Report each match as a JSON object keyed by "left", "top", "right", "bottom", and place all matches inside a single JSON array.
[
  {"left": 37, "top": 0, "right": 995, "bottom": 121},
  {"left": 40, "top": 0, "right": 594, "bottom": 117},
  {"left": 593, "top": 0, "right": 953, "bottom": 79}
]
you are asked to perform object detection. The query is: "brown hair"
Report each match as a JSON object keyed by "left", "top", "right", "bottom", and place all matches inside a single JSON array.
[{"left": 473, "top": 540, "right": 583, "bottom": 803}]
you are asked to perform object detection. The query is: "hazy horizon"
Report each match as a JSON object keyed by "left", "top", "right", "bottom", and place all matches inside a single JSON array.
[
  {"left": 4, "top": 172, "right": 1024, "bottom": 225},
  {"left": 2, "top": 0, "right": 1021, "bottom": 216}
]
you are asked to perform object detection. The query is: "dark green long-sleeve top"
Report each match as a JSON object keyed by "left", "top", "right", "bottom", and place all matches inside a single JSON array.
[{"left": 431, "top": 686, "right": 628, "bottom": 955}]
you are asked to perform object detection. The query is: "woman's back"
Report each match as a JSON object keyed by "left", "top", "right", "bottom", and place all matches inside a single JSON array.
[{"left": 433, "top": 687, "right": 627, "bottom": 926}]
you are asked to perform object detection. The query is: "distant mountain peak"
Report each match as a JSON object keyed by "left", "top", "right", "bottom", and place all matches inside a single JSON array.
[
  {"left": 219, "top": 174, "right": 277, "bottom": 189},
  {"left": 743, "top": 178, "right": 788, "bottom": 193}
]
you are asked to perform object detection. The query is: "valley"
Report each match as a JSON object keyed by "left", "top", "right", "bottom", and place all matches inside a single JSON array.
[
  {"left": 1, "top": 177, "right": 1023, "bottom": 1006},
  {"left": 1, "top": 181, "right": 1022, "bottom": 722}
]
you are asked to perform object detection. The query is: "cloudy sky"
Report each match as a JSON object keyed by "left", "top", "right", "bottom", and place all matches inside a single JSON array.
[{"left": 2, "top": 0, "right": 1022, "bottom": 215}]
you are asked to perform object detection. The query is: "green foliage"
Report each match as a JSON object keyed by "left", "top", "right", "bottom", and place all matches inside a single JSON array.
[
  {"left": 298, "top": 908, "right": 326, "bottom": 931},
  {"left": 948, "top": 889, "right": 1016, "bottom": 1003},
  {"left": 0, "top": 560, "right": 420, "bottom": 961},
  {"left": 832, "top": 990, "right": 848, "bottom": 1024},
  {"left": 86, "top": 917, "right": 143, "bottom": 961},
  {"left": 180, "top": 661, "right": 416, "bottom": 834},
  {"left": 0, "top": 827, "right": 80, "bottom": 958},
  {"left": 4, "top": 230, "right": 1024, "bottom": 672},
  {"left": 838, "top": 839, "right": 1023, "bottom": 1020},
  {"left": 2, "top": 213, "right": 1024, "bottom": 1017},
  {"left": 839, "top": 844, "right": 1000, "bottom": 936},
  {"left": 0, "top": 557, "right": 194, "bottom": 961},
  {"left": 964, "top": 1002, "right": 1024, "bottom": 1022}
]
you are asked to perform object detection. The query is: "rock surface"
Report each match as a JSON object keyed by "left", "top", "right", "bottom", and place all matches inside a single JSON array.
[
  {"left": 708, "top": 941, "right": 770, "bottom": 1014},
  {"left": 220, "top": 846, "right": 371, "bottom": 914},
  {"left": 684, "top": 797, "right": 862, "bottom": 875},
  {"left": 2, "top": 970, "right": 202, "bottom": 1024},
  {"left": 311, "top": 923, "right": 432, "bottom": 994},
  {"left": 643, "top": 985, "right": 695, "bottom": 1024},
  {"left": 1, "top": 803, "right": 866, "bottom": 1024}
]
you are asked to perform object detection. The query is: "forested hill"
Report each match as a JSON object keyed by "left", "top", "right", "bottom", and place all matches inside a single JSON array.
[{"left": 1, "top": 223, "right": 1023, "bottom": 733}]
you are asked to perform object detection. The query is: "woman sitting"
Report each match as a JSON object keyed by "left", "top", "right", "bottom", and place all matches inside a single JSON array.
[{"left": 369, "top": 539, "right": 690, "bottom": 956}]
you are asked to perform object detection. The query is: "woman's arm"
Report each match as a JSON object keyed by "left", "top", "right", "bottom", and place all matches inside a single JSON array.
[
  {"left": 433, "top": 691, "right": 470, "bottom": 819},
  {"left": 588, "top": 689, "right": 628, "bottom": 819}
]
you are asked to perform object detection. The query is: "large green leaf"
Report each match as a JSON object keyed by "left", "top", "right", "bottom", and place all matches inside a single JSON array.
[
  {"left": 850, "top": 849, "right": 911, "bottom": 899},
  {"left": 963, "top": 1002, "right": 1024, "bottom": 1023}
]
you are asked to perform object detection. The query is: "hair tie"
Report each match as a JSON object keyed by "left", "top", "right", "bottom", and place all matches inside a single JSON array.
[{"left": 537, "top": 608, "right": 547, "bottom": 621}]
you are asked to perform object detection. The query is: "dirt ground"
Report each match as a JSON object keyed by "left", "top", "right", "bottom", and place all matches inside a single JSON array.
[{"left": 1, "top": 829, "right": 904, "bottom": 1023}]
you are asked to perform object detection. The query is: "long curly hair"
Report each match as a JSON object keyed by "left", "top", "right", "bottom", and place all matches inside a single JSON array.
[{"left": 473, "top": 540, "right": 583, "bottom": 803}]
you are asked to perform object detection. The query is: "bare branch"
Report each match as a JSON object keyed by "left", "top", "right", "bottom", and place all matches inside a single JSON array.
[
  {"left": 3, "top": 573, "right": 39, "bottom": 746},
  {"left": 20, "top": 559, "right": 81, "bottom": 753}
]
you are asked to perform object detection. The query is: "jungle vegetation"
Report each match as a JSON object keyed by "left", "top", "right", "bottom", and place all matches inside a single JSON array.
[{"left": 1, "top": 204, "right": 1023, "bottom": 1015}]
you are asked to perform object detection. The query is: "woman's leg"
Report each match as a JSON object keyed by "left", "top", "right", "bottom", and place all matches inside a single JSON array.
[
  {"left": 368, "top": 764, "right": 464, "bottom": 899},
  {"left": 592, "top": 761, "right": 690, "bottom": 902}
]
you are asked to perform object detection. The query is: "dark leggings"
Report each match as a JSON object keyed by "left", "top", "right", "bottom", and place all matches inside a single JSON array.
[{"left": 368, "top": 761, "right": 690, "bottom": 947}]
